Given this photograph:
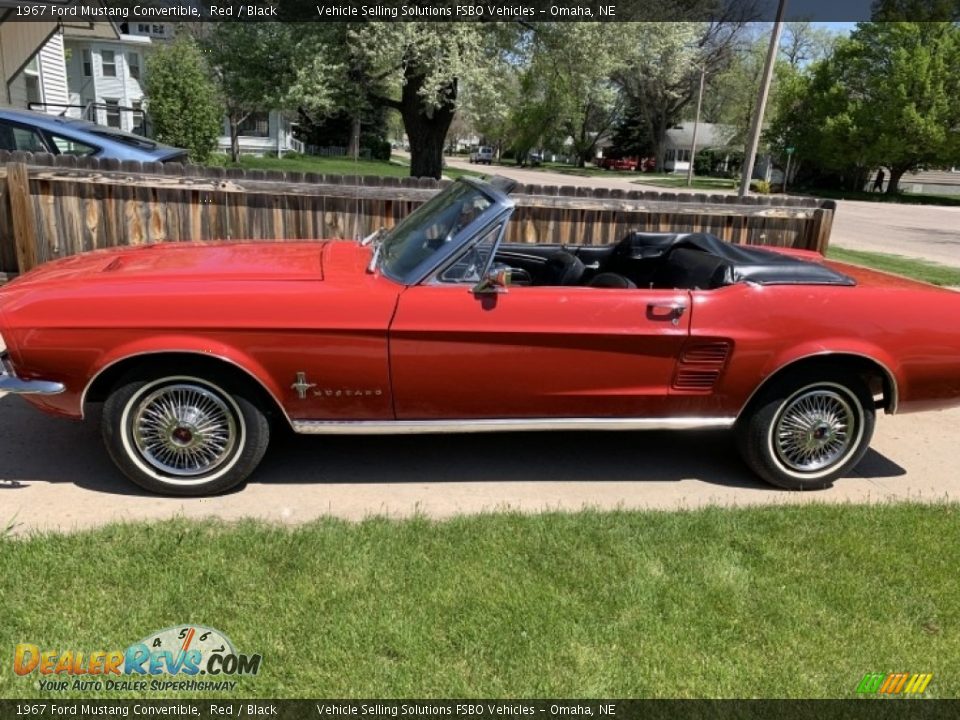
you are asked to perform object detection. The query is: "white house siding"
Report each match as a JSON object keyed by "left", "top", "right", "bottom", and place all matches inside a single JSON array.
[
  {"left": 217, "top": 111, "right": 300, "bottom": 156},
  {"left": 64, "top": 38, "right": 149, "bottom": 132},
  {"left": 64, "top": 41, "right": 94, "bottom": 115},
  {"left": 36, "top": 32, "right": 69, "bottom": 111}
]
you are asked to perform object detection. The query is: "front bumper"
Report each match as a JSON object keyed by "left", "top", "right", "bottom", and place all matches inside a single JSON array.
[{"left": 0, "top": 353, "right": 65, "bottom": 395}]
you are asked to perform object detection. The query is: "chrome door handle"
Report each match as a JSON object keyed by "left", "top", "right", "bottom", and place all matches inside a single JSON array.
[{"left": 647, "top": 303, "right": 687, "bottom": 325}]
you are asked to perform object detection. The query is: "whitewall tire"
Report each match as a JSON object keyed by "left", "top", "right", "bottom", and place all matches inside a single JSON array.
[
  {"left": 736, "top": 367, "right": 875, "bottom": 490},
  {"left": 103, "top": 374, "right": 270, "bottom": 496}
]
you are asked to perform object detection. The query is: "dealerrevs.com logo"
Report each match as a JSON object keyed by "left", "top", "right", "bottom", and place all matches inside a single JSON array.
[{"left": 14, "top": 625, "right": 262, "bottom": 693}]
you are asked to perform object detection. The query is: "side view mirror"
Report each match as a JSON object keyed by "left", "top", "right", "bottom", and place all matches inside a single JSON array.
[{"left": 472, "top": 266, "right": 511, "bottom": 295}]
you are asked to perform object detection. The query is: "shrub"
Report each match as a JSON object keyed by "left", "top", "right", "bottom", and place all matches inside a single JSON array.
[
  {"left": 366, "top": 138, "right": 392, "bottom": 162},
  {"left": 144, "top": 37, "right": 221, "bottom": 163}
]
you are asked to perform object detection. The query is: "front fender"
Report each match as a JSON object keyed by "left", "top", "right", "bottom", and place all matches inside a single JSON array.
[
  {"left": 78, "top": 336, "right": 286, "bottom": 420},
  {"left": 10, "top": 329, "right": 285, "bottom": 421}
]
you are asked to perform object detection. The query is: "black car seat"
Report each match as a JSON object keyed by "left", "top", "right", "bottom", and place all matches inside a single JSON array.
[
  {"left": 541, "top": 250, "right": 586, "bottom": 286},
  {"left": 588, "top": 272, "right": 637, "bottom": 289},
  {"left": 603, "top": 232, "right": 688, "bottom": 287},
  {"left": 652, "top": 248, "right": 733, "bottom": 290}
]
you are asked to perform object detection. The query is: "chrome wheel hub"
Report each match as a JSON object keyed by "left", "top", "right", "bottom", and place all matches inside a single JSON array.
[
  {"left": 132, "top": 384, "right": 238, "bottom": 477},
  {"left": 774, "top": 388, "right": 855, "bottom": 473}
]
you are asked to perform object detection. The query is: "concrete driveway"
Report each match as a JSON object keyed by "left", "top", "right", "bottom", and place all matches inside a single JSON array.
[
  {"left": 446, "top": 157, "right": 960, "bottom": 268},
  {"left": 3, "top": 393, "right": 958, "bottom": 535}
]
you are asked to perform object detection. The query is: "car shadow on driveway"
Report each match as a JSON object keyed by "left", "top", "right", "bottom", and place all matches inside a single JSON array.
[
  {"left": 0, "top": 396, "right": 905, "bottom": 495},
  {"left": 257, "top": 429, "right": 905, "bottom": 491}
]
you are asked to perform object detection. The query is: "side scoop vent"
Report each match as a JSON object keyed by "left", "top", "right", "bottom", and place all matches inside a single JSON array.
[{"left": 672, "top": 341, "right": 732, "bottom": 392}]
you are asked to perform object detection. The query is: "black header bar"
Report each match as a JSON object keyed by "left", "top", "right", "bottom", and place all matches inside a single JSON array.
[
  {"left": 1, "top": 700, "right": 959, "bottom": 720},
  {"left": 1, "top": 0, "right": 953, "bottom": 23}
]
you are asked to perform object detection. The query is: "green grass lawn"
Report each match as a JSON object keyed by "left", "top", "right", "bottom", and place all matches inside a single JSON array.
[
  {"left": 223, "top": 153, "right": 412, "bottom": 177},
  {"left": 827, "top": 247, "right": 960, "bottom": 287},
  {"left": 538, "top": 163, "right": 636, "bottom": 178},
  {"left": 464, "top": 161, "right": 640, "bottom": 179},
  {"left": 207, "top": 153, "right": 483, "bottom": 181},
  {"left": 803, "top": 187, "right": 960, "bottom": 207},
  {"left": 633, "top": 175, "right": 738, "bottom": 191},
  {"left": 2, "top": 504, "right": 958, "bottom": 699}
]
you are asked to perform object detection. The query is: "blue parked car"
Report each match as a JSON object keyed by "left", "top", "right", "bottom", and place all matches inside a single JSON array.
[{"left": 0, "top": 108, "right": 188, "bottom": 163}]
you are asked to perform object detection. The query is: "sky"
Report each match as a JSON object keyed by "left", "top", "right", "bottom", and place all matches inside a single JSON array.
[{"left": 813, "top": 22, "right": 858, "bottom": 35}]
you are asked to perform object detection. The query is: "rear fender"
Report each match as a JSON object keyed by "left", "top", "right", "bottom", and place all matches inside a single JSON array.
[{"left": 748, "top": 341, "right": 901, "bottom": 415}]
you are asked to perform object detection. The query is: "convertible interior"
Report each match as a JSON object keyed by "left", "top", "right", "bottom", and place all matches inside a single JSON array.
[{"left": 493, "top": 232, "right": 856, "bottom": 290}]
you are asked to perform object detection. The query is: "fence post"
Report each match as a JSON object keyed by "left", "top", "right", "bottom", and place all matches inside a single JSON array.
[
  {"left": 813, "top": 201, "right": 836, "bottom": 253},
  {"left": 6, "top": 162, "right": 38, "bottom": 274}
]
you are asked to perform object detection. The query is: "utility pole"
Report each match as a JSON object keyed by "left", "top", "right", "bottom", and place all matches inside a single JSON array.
[
  {"left": 686, "top": 64, "right": 706, "bottom": 188},
  {"left": 738, "top": 0, "right": 787, "bottom": 198}
]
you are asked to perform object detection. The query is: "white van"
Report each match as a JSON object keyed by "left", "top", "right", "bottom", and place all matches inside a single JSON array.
[{"left": 470, "top": 146, "right": 494, "bottom": 164}]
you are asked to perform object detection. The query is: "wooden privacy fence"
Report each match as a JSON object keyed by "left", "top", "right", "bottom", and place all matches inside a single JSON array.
[{"left": 0, "top": 151, "right": 836, "bottom": 275}]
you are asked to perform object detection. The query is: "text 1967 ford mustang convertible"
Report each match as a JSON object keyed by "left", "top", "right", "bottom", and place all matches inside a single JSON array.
[{"left": 1, "top": 177, "right": 959, "bottom": 495}]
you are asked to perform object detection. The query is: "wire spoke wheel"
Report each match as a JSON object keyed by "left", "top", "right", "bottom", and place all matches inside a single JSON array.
[
  {"left": 773, "top": 388, "right": 856, "bottom": 473},
  {"left": 131, "top": 383, "right": 239, "bottom": 477}
]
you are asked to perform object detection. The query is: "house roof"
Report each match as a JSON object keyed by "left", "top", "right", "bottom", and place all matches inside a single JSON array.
[
  {"left": 61, "top": 20, "right": 122, "bottom": 41},
  {"left": 665, "top": 122, "right": 739, "bottom": 151}
]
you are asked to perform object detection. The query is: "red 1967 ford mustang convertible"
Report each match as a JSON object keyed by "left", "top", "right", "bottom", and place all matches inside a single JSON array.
[{"left": 1, "top": 177, "right": 958, "bottom": 495}]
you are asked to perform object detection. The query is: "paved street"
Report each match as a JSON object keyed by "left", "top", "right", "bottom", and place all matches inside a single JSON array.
[
  {"left": 3, "top": 393, "right": 958, "bottom": 534},
  {"left": 445, "top": 157, "right": 960, "bottom": 268}
]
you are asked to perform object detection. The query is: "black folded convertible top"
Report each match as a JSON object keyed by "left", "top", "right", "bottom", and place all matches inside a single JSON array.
[{"left": 620, "top": 232, "right": 856, "bottom": 287}]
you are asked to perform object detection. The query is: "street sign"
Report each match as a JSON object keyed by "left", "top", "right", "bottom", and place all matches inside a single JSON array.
[{"left": 786, "top": 146, "right": 796, "bottom": 154}]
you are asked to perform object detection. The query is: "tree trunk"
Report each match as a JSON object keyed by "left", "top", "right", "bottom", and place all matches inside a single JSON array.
[
  {"left": 885, "top": 166, "right": 908, "bottom": 195},
  {"left": 347, "top": 115, "right": 361, "bottom": 160},
  {"left": 400, "top": 69, "right": 456, "bottom": 179},
  {"left": 230, "top": 120, "right": 240, "bottom": 164},
  {"left": 652, "top": 114, "right": 669, "bottom": 172},
  {"left": 653, "top": 137, "right": 666, "bottom": 173}
]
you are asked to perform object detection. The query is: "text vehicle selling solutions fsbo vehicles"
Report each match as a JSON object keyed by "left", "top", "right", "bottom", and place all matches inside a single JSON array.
[{"left": 1, "top": 177, "right": 959, "bottom": 495}]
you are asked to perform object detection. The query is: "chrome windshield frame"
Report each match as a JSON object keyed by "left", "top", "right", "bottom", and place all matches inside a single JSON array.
[{"left": 377, "top": 177, "right": 516, "bottom": 287}]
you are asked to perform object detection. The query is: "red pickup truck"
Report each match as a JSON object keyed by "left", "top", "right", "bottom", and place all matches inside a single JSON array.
[{"left": 598, "top": 156, "right": 638, "bottom": 171}]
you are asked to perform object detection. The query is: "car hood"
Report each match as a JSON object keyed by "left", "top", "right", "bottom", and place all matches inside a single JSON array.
[{"left": 6, "top": 241, "right": 329, "bottom": 289}]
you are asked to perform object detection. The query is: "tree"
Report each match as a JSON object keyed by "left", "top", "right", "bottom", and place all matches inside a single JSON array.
[
  {"left": 461, "top": 59, "right": 520, "bottom": 157},
  {"left": 767, "top": 61, "right": 871, "bottom": 190},
  {"left": 770, "top": 22, "right": 960, "bottom": 194},
  {"left": 707, "top": 26, "right": 830, "bottom": 148},
  {"left": 144, "top": 37, "right": 221, "bottom": 163},
  {"left": 705, "top": 36, "right": 770, "bottom": 146},
  {"left": 780, "top": 21, "right": 839, "bottom": 69},
  {"left": 615, "top": 21, "right": 751, "bottom": 169},
  {"left": 346, "top": 23, "right": 512, "bottom": 179},
  {"left": 202, "top": 24, "right": 325, "bottom": 163},
  {"left": 521, "top": 24, "right": 629, "bottom": 167},
  {"left": 871, "top": 0, "right": 960, "bottom": 20}
]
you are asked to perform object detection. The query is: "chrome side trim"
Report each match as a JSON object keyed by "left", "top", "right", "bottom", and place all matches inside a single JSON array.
[
  {"left": 79, "top": 350, "right": 292, "bottom": 427},
  {"left": 292, "top": 417, "right": 735, "bottom": 435},
  {"left": 735, "top": 351, "right": 900, "bottom": 419},
  {"left": 0, "top": 355, "right": 65, "bottom": 395}
]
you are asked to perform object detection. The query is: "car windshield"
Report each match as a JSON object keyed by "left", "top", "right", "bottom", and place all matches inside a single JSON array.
[{"left": 378, "top": 182, "right": 493, "bottom": 281}]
